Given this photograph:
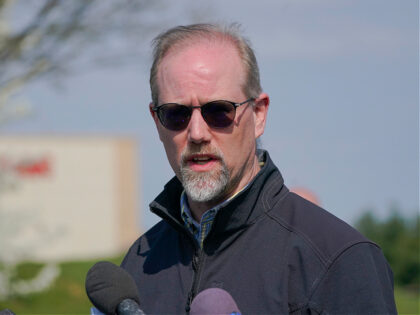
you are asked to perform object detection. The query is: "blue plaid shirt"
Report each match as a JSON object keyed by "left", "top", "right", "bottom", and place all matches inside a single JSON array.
[
  {"left": 180, "top": 188, "right": 245, "bottom": 248},
  {"left": 180, "top": 160, "right": 265, "bottom": 248},
  {"left": 181, "top": 190, "right": 242, "bottom": 248}
]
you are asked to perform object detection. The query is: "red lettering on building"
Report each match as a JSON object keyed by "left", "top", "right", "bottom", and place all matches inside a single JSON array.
[{"left": 14, "top": 158, "right": 51, "bottom": 176}]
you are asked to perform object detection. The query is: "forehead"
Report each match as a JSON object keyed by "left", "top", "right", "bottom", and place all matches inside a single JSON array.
[{"left": 156, "top": 40, "right": 246, "bottom": 102}]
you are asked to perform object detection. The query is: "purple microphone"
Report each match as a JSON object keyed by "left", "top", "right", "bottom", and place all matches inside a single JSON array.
[{"left": 190, "top": 288, "right": 241, "bottom": 315}]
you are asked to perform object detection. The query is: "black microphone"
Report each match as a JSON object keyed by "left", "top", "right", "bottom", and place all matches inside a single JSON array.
[
  {"left": 190, "top": 288, "right": 241, "bottom": 315},
  {"left": 85, "top": 261, "right": 145, "bottom": 315}
]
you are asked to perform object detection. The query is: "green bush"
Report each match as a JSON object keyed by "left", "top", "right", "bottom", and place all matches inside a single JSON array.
[{"left": 355, "top": 210, "right": 420, "bottom": 288}]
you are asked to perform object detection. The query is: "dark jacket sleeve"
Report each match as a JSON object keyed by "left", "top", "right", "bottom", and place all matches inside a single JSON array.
[{"left": 306, "top": 242, "right": 397, "bottom": 314}]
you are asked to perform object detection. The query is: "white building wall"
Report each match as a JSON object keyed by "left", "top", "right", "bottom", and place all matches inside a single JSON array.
[{"left": 0, "top": 136, "right": 141, "bottom": 262}]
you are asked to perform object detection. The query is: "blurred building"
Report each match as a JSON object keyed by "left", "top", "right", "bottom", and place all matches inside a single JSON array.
[
  {"left": 0, "top": 135, "right": 141, "bottom": 262},
  {"left": 290, "top": 187, "right": 321, "bottom": 206}
]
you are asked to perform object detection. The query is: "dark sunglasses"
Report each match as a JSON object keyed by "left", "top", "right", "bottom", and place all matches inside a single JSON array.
[{"left": 152, "top": 98, "right": 254, "bottom": 131}]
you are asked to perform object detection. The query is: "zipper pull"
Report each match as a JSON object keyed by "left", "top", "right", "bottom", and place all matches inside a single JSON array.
[
  {"left": 192, "top": 252, "right": 200, "bottom": 271},
  {"left": 185, "top": 290, "right": 193, "bottom": 314}
]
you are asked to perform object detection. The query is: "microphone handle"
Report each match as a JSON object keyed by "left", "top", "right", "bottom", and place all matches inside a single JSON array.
[{"left": 117, "top": 299, "right": 145, "bottom": 315}]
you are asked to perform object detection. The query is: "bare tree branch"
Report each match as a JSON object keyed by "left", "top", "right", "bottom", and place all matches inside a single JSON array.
[{"left": 0, "top": 0, "right": 215, "bottom": 125}]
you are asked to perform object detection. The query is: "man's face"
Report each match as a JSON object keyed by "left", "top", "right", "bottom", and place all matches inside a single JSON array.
[{"left": 150, "top": 40, "right": 268, "bottom": 208}]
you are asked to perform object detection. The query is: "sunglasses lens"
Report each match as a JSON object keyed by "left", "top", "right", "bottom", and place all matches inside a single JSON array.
[
  {"left": 158, "top": 104, "right": 191, "bottom": 131},
  {"left": 202, "top": 101, "right": 236, "bottom": 128},
  {"left": 156, "top": 101, "right": 237, "bottom": 130}
]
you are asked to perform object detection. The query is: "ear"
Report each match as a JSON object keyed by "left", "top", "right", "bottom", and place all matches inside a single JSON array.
[
  {"left": 149, "top": 102, "right": 157, "bottom": 120},
  {"left": 149, "top": 102, "right": 164, "bottom": 142},
  {"left": 150, "top": 102, "right": 162, "bottom": 127},
  {"left": 253, "top": 93, "right": 269, "bottom": 139}
]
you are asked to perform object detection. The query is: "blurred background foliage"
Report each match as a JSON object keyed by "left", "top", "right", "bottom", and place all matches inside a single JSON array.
[
  {"left": 354, "top": 209, "right": 420, "bottom": 314},
  {"left": 355, "top": 209, "right": 420, "bottom": 290}
]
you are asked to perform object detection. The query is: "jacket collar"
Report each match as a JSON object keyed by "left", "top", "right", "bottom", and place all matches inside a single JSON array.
[{"left": 149, "top": 150, "right": 288, "bottom": 242}]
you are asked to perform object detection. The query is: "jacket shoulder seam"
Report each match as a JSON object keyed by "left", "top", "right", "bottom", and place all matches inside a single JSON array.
[
  {"left": 305, "top": 242, "right": 380, "bottom": 312},
  {"left": 289, "top": 241, "right": 379, "bottom": 313},
  {"left": 264, "top": 208, "right": 329, "bottom": 266},
  {"left": 265, "top": 206, "right": 377, "bottom": 267}
]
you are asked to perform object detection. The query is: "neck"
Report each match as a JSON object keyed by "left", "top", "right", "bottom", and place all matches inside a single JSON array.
[{"left": 188, "top": 154, "right": 261, "bottom": 221}]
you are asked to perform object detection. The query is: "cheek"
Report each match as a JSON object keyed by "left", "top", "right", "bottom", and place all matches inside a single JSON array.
[
  {"left": 221, "top": 126, "right": 256, "bottom": 168},
  {"left": 235, "top": 115, "right": 256, "bottom": 146},
  {"left": 159, "top": 131, "right": 185, "bottom": 173},
  {"left": 235, "top": 121, "right": 257, "bottom": 161}
]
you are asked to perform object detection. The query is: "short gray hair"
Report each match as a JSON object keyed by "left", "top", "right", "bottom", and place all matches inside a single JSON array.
[{"left": 150, "top": 23, "right": 262, "bottom": 105}]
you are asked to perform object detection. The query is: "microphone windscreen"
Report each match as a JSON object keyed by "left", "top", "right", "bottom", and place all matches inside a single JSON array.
[
  {"left": 85, "top": 261, "right": 140, "bottom": 315},
  {"left": 190, "top": 288, "right": 241, "bottom": 315}
]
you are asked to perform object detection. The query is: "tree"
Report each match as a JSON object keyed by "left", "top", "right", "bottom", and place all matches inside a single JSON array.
[
  {"left": 355, "top": 209, "right": 420, "bottom": 288},
  {"left": 0, "top": 0, "right": 212, "bottom": 124}
]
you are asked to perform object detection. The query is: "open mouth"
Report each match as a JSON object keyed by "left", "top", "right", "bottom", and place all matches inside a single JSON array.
[
  {"left": 186, "top": 154, "right": 219, "bottom": 170},
  {"left": 191, "top": 156, "right": 215, "bottom": 165}
]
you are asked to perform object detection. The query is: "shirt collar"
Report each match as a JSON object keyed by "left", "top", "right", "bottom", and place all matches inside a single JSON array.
[
  {"left": 180, "top": 184, "right": 249, "bottom": 225},
  {"left": 180, "top": 180, "right": 254, "bottom": 247},
  {"left": 180, "top": 156, "right": 267, "bottom": 226}
]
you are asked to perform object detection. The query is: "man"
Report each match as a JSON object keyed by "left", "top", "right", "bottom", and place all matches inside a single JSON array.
[{"left": 121, "top": 23, "right": 397, "bottom": 314}]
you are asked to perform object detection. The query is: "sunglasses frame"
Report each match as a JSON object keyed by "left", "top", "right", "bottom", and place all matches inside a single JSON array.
[{"left": 152, "top": 98, "right": 255, "bottom": 131}]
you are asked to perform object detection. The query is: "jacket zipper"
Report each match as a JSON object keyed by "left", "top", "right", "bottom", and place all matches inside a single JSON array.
[
  {"left": 151, "top": 205, "right": 208, "bottom": 314},
  {"left": 185, "top": 247, "right": 205, "bottom": 314}
]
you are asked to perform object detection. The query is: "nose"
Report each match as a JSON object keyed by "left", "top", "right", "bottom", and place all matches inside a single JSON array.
[{"left": 187, "top": 108, "right": 211, "bottom": 144}]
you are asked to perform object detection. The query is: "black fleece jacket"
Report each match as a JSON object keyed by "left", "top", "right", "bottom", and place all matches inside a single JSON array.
[{"left": 121, "top": 150, "right": 397, "bottom": 314}]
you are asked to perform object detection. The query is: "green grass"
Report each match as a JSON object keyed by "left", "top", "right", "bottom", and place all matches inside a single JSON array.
[
  {"left": 0, "top": 256, "right": 124, "bottom": 315},
  {"left": 0, "top": 257, "right": 419, "bottom": 314},
  {"left": 395, "top": 287, "right": 420, "bottom": 315}
]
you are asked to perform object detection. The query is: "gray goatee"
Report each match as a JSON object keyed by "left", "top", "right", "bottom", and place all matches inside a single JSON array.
[{"left": 180, "top": 148, "right": 230, "bottom": 202}]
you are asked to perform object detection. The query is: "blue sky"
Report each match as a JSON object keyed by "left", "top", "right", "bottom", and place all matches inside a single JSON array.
[{"left": 3, "top": 0, "right": 419, "bottom": 229}]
